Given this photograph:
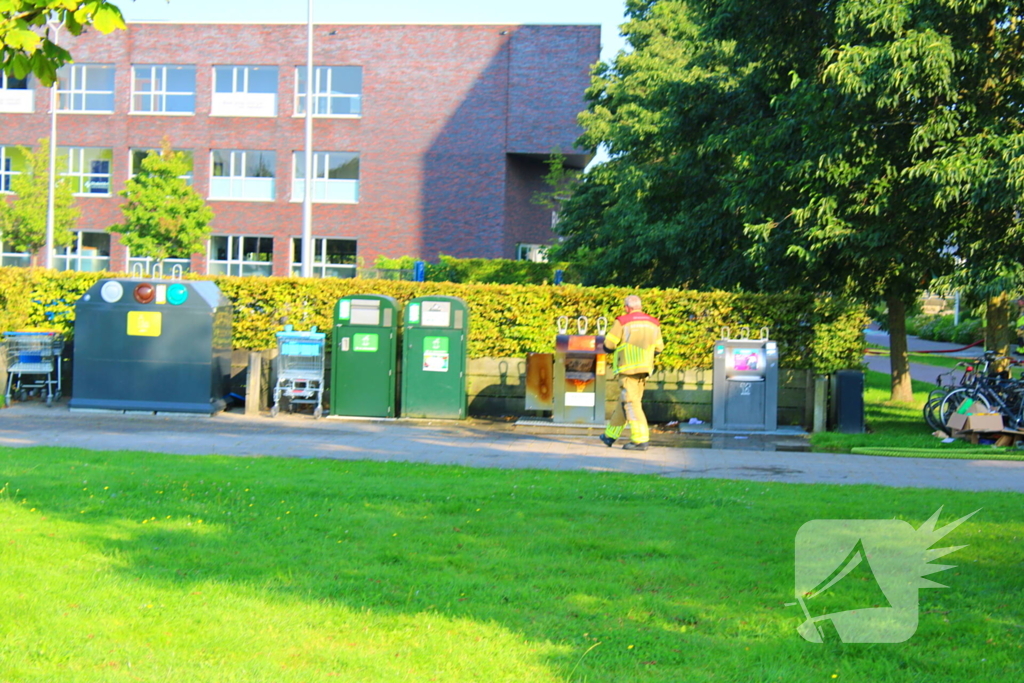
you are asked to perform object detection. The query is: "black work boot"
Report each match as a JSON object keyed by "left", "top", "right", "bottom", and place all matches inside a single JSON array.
[
  {"left": 623, "top": 442, "right": 649, "bottom": 451},
  {"left": 599, "top": 434, "right": 616, "bottom": 448}
]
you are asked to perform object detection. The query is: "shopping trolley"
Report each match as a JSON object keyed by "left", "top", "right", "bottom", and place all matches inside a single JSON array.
[
  {"left": 4, "top": 331, "right": 64, "bottom": 407},
  {"left": 271, "top": 327, "right": 326, "bottom": 418}
]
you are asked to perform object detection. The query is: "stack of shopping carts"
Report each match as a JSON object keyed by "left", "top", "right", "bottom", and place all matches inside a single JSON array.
[
  {"left": 271, "top": 327, "right": 326, "bottom": 418},
  {"left": 3, "top": 331, "right": 64, "bottom": 407}
]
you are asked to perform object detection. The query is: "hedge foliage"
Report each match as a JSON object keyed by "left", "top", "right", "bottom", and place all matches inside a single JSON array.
[
  {"left": 1, "top": 268, "right": 869, "bottom": 372},
  {"left": 906, "top": 314, "right": 984, "bottom": 345},
  {"left": 375, "top": 255, "right": 581, "bottom": 285}
]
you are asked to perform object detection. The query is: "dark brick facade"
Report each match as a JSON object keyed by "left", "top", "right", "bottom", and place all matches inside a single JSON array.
[{"left": 0, "top": 22, "right": 599, "bottom": 274}]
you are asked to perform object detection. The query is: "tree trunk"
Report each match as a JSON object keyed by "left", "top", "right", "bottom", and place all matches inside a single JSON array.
[
  {"left": 986, "top": 292, "right": 1012, "bottom": 373},
  {"left": 886, "top": 296, "right": 914, "bottom": 403}
]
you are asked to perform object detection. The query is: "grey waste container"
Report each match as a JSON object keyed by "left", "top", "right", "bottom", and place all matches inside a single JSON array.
[{"left": 831, "top": 370, "right": 865, "bottom": 434}]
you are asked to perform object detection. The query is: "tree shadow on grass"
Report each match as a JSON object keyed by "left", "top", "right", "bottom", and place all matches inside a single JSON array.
[{"left": 1, "top": 447, "right": 1016, "bottom": 682}]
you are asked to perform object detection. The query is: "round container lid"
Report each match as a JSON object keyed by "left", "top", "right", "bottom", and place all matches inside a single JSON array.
[
  {"left": 133, "top": 283, "right": 155, "bottom": 304},
  {"left": 167, "top": 283, "right": 188, "bottom": 305},
  {"left": 100, "top": 280, "right": 123, "bottom": 303}
]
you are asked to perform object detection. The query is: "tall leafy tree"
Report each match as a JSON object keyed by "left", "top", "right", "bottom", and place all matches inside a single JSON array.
[
  {"left": 0, "top": 138, "right": 78, "bottom": 265},
  {"left": 108, "top": 142, "right": 214, "bottom": 261},
  {"left": 557, "top": 0, "right": 1024, "bottom": 401},
  {"left": 1, "top": 0, "right": 126, "bottom": 85}
]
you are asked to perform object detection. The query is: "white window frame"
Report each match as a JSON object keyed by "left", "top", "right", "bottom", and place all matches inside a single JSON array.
[
  {"left": 130, "top": 65, "right": 196, "bottom": 115},
  {"left": 57, "top": 64, "right": 115, "bottom": 113},
  {"left": 290, "top": 237, "right": 357, "bottom": 278},
  {"left": 210, "top": 150, "right": 276, "bottom": 201},
  {"left": 55, "top": 231, "right": 111, "bottom": 273},
  {"left": 294, "top": 66, "right": 361, "bottom": 117},
  {"left": 208, "top": 235, "right": 274, "bottom": 277},
  {"left": 0, "top": 237, "right": 30, "bottom": 267},
  {"left": 211, "top": 65, "right": 278, "bottom": 117},
  {"left": 291, "top": 152, "right": 359, "bottom": 203},
  {"left": 59, "top": 147, "right": 113, "bottom": 196},
  {"left": 0, "top": 72, "right": 32, "bottom": 113},
  {"left": 129, "top": 148, "right": 194, "bottom": 185},
  {"left": 517, "top": 243, "right": 549, "bottom": 263},
  {"left": 0, "top": 146, "right": 25, "bottom": 193}
]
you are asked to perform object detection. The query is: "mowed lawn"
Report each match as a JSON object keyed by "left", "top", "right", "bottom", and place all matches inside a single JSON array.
[{"left": 0, "top": 447, "right": 1021, "bottom": 682}]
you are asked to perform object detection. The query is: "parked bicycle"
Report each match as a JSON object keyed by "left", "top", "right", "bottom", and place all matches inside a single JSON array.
[{"left": 924, "top": 351, "right": 1024, "bottom": 434}]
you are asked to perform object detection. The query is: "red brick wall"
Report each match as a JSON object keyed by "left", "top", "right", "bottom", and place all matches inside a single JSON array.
[{"left": 0, "top": 23, "right": 599, "bottom": 273}]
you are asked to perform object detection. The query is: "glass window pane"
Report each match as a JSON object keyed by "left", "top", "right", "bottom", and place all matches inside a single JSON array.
[
  {"left": 247, "top": 67, "right": 277, "bottom": 94},
  {"left": 328, "top": 154, "right": 358, "bottom": 180},
  {"left": 85, "top": 92, "right": 114, "bottom": 111},
  {"left": 246, "top": 152, "right": 275, "bottom": 178},
  {"left": 165, "top": 66, "right": 195, "bottom": 91},
  {"left": 214, "top": 67, "right": 234, "bottom": 93},
  {"left": 329, "top": 67, "right": 361, "bottom": 94},
  {"left": 166, "top": 94, "right": 194, "bottom": 113}
]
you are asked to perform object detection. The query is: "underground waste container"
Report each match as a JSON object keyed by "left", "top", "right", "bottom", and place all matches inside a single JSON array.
[{"left": 70, "top": 278, "right": 232, "bottom": 414}]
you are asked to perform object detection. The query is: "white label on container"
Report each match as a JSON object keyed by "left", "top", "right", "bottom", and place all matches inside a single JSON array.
[
  {"left": 421, "top": 301, "right": 451, "bottom": 327},
  {"left": 423, "top": 351, "right": 449, "bottom": 372},
  {"left": 408, "top": 303, "right": 421, "bottom": 324},
  {"left": 338, "top": 300, "right": 351, "bottom": 320},
  {"left": 564, "top": 392, "right": 596, "bottom": 407}
]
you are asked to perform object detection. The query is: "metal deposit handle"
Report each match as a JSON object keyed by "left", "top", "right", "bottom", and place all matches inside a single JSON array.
[
  {"left": 130, "top": 262, "right": 145, "bottom": 277},
  {"left": 152, "top": 262, "right": 163, "bottom": 279},
  {"left": 721, "top": 326, "right": 731, "bottom": 340},
  {"left": 760, "top": 326, "right": 770, "bottom": 340},
  {"left": 577, "top": 316, "right": 589, "bottom": 335},
  {"left": 739, "top": 326, "right": 751, "bottom": 340},
  {"left": 171, "top": 264, "right": 184, "bottom": 280},
  {"left": 595, "top": 317, "right": 608, "bottom": 335},
  {"left": 557, "top": 316, "right": 570, "bottom": 335}
]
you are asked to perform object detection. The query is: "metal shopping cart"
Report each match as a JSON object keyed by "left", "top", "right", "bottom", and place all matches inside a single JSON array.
[
  {"left": 4, "top": 331, "right": 64, "bottom": 407},
  {"left": 271, "top": 327, "right": 326, "bottom": 418}
]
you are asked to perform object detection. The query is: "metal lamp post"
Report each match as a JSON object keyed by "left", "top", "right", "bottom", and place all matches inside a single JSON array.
[
  {"left": 300, "top": 0, "right": 315, "bottom": 278},
  {"left": 44, "top": 20, "right": 62, "bottom": 270}
]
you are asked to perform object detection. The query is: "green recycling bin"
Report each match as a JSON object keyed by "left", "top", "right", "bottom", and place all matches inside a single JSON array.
[
  {"left": 330, "top": 294, "right": 400, "bottom": 417},
  {"left": 401, "top": 296, "right": 469, "bottom": 419}
]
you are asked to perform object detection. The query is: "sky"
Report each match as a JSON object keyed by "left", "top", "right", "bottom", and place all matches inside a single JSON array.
[{"left": 118, "top": 0, "right": 631, "bottom": 64}]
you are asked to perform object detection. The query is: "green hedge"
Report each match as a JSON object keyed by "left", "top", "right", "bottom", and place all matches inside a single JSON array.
[
  {"left": 907, "top": 314, "right": 983, "bottom": 346},
  {"left": 375, "top": 255, "right": 580, "bottom": 285},
  {"left": 1, "top": 268, "right": 869, "bottom": 372}
]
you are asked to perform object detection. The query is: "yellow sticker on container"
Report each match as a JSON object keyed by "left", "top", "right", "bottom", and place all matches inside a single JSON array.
[{"left": 127, "top": 311, "right": 162, "bottom": 337}]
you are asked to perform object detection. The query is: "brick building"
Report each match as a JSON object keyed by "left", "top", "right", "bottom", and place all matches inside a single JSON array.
[{"left": 0, "top": 22, "right": 598, "bottom": 276}]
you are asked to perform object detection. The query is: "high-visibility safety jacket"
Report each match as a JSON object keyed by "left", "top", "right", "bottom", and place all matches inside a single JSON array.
[{"left": 603, "top": 311, "right": 665, "bottom": 376}]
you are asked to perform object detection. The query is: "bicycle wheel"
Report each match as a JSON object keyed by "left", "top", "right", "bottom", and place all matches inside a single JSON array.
[
  {"left": 923, "top": 388, "right": 950, "bottom": 432},
  {"left": 938, "top": 388, "right": 992, "bottom": 434}
]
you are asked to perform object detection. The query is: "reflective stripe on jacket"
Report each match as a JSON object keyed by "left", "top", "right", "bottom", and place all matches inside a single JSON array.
[{"left": 604, "top": 311, "right": 664, "bottom": 375}]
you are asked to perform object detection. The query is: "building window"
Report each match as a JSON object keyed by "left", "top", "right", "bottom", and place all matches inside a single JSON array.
[
  {"left": 131, "top": 65, "right": 196, "bottom": 114},
  {"left": 0, "top": 237, "right": 30, "bottom": 267},
  {"left": 55, "top": 231, "right": 111, "bottom": 272},
  {"left": 517, "top": 244, "right": 549, "bottom": 263},
  {"left": 210, "top": 150, "right": 275, "bottom": 201},
  {"left": 208, "top": 235, "right": 274, "bottom": 277},
  {"left": 130, "top": 148, "right": 194, "bottom": 185},
  {"left": 292, "top": 152, "right": 359, "bottom": 203},
  {"left": 211, "top": 65, "right": 278, "bottom": 117},
  {"left": 0, "top": 146, "right": 27, "bottom": 193},
  {"left": 59, "top": 147, "right": 113, "bottom": 195},
  {"left": 291, "top": 238, "right": 357, "bottom": 278},
  {"left": 295, "top": 66, "right": 361, "bottom": 117},
  {"left": 0, "top": 71, "right": 32, "bottom": 114},
  {"left": 57, "top": 64, "right": 115, "bottom": 113}
]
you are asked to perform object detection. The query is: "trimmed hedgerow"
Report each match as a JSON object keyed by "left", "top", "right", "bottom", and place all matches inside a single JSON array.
[{"left": 3, "top": 268, "right": 868, "bottom": 372}]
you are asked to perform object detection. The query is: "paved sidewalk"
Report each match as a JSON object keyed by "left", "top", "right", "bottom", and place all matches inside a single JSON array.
[{"left": 1, "top": 402, "right": 1022, "bottom": 493}]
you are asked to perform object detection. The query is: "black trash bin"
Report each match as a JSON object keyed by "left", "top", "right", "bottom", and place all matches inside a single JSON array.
[{"left": 831, "top": 369, "right": 865, "bottom": 434}]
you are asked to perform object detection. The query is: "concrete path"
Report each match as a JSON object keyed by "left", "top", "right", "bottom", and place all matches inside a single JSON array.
[{"left": 1, "top": 401, "right": 1022, "bottom": 494}]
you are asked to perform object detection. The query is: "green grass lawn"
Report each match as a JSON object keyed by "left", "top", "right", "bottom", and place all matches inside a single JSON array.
[{"left": 0, "top": 447, "right": 1021, "bottom": 682}]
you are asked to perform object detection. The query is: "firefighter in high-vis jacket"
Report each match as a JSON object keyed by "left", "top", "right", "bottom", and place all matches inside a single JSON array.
[{"left": 600, "top": 295, "right": 665, "bottom": 451}]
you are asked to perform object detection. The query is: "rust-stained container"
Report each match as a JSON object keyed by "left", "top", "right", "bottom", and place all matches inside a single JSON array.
[{"left": 525, "top": 352, "right": 554, "bottom": 410}]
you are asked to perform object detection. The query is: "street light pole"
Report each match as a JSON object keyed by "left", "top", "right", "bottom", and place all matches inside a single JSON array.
[
  {"left": 44, "top": 21, "right": 61, "bottom": 270},
  {"left": 300, "top": 0, "right": 314, "bottom": 278}
]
